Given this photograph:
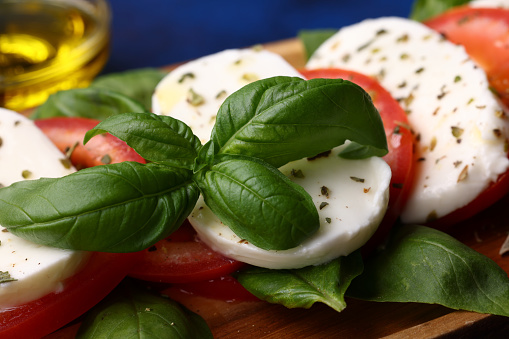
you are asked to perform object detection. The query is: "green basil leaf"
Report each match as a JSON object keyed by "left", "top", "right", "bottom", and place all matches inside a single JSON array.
[
  {"left": 193, "top": 156, "right": 319, "bottom": 250},
  {"left": 409, "top": 0, "right": 470, "bottom": 22},
  {"left": 347, "top": 225, "right": 509, "bottom": 317},
  {"left": 298, "top": 29, "right": 337, "bottom": 61},
  {"left": 90, "top": 68, "right": 168, "bottom": 111},
  {"left": 0, "top": 162, "right": 199, "bottom": 252},
  {"left": 76, "top": 280, "right": 213, "bottom": 339},
  {"left": 193, "top": 140, "right": 215, "bottom": 174},
  {"left": 31, "top": 88, "right": 148, "bottom": 120},
  {"left": 212, "top": 76, "right": 387, "bottom": 168},
  {"left": 235, "top": 251, "right": 363, "bottom": 312},
  {"left": 85, "top": 112, "right": 202, "bottom": 170}
]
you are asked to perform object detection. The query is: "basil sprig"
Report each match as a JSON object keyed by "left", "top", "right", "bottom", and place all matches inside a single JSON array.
[{"left": 0, "top": 76, "right": 387, "bottom": 252}]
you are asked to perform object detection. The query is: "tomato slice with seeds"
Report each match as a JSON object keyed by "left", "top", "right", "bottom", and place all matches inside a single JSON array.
[
  {"left": 300, "top": 68, "right": 415, "bottom": 253},
  {"left": 425, "top": 6, "right": 509, "bottom": 107},
  {"left": 34, "top": 117, "right": 146, "bottom": 169},
  {"left": 128, "top": 220, "right": 246, "bottom": 284}
]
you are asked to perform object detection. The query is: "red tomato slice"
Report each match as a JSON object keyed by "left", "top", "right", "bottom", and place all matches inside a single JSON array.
[
  {"left": 34, "top": 117, "right": 146, "bottom": 169},
  {"left": 427, "top": 165, "right": 509, "bottom": 230},
  {"left": 0, "top": 252, "right": 139, "bottom": 339},
  {"left": 161, "top": 275, "right": 260, "bottom": 303},
  {"left": 424, "top": 6, "right": 509, "bottom": 107},
  {"left": 300, "top": 69, "right": 415, "bottom": 253},
  {"left": 0, "top": 118, "right": 147, "bottom": 338},
  {"left": 128, "top": 220, "right": 246, "bottom": 284}
]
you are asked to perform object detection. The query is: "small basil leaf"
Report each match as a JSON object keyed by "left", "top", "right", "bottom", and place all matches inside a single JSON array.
[
  {"left": 31, "top": 88, "right": 148, "bottom": 120},
  {"left": 298, "top": 29, "right": 337, "bottom": 61},
  {"left": 212, "top": 76, "right": 387, "bottom": 168},
  {"left": 409, "top": 0, "right": 470, "bottom": 22},
  {"left": 90, "top": 68, "right": 168, "bottom": 111},
  {"left": 235, "top": 251, "right": 363, "bottom": 312},
  {"left": 347, "top": 225, "right": 509, "bottom": 317},
  {"left": 84, "top": 112, "right": 202, "bottom": 170},
  {"left": 76, "top": 280, "right": 213, "bottom": 339},
  {"left": 193, "top": 156, "right": 319, "bottom": 250},
  {"left": 0, "top": 162, "right": 199, "bottom": 252}
]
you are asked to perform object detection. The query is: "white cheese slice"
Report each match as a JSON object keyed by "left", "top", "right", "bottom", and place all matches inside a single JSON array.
[
  {"left": 0, "top": 108, "right": 88, "bottom": 308},
  {"left": 151, "top": 48, "right": 304, "bottom": 144},
  {"left": 470, "top": 0, "right": 509, "bottom": 8},
  {"left": 189, "top": 144, "right": 391, "bottom": 269},
  {"left": 307, "top": 17, "right": 509, "bottom": 224}
]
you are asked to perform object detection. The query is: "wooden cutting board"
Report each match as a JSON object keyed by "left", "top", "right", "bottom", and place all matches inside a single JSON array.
[{"left": 45, "top": 38, "right": 509, "bottom": 338}]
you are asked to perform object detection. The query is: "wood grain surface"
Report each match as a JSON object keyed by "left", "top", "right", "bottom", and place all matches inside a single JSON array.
[{"left": 44, "top": 38, "right": 509, "bottom": 338}]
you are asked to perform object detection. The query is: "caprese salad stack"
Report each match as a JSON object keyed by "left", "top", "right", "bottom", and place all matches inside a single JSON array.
[{"left": 1, "top": 0, "right": 509, "bottom": 337}]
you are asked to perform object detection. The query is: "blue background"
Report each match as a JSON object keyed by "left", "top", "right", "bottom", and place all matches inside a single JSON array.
[{"left": 102, "top": 0, "right": 415, "bottom": 74}]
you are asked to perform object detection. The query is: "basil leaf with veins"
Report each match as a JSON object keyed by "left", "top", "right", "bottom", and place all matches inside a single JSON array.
[
  {"left": 212, "top": 76, "right": 388, "bottom": 167},
  {"left": 31, "top": 88, "right": 148, "bottom": 120},
  {"left": 193, "top": 154, "right": 319, "bottom": 250},
  {"left": 76, "top": 280, "right": 213, "bottom": 339},
  {"left": 235, "top": 251, "right": 363, "bottom": 312},
  {"left": 85, "top": 112, "right": 202, "bottom": 170},
  {"left": 347, "top": 225, "right": 509, "bottom": 317},
  {"left": 0, "top": 162, "right": 199, "bottom": 252},
  {"left": 90, "top": 68, "right": 168, "bottom": 111}
]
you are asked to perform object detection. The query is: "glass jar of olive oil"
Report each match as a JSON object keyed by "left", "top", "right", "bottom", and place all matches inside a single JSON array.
[{"left": 0, "top": 0, "right": 110, "bottom": 111}]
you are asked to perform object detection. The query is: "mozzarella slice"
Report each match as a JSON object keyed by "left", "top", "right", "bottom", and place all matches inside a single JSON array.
[
  {"left": 152, "top": 47, "right": 304, "bottom": 143},
  {"left": 470, "top": 0, "right": 509, "bottom": 8},
  {"left": 189, "top": 144, "right": 391, "bottom": 269},
  {"left": 307, "top": 17, "right": 509, "bottom": 224},
  {"left": 0, "top": 108, "right": 88, "bottom": 308}
]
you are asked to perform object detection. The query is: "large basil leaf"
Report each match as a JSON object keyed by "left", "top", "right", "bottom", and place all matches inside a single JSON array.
[
  {"left": 347, "top": 225, "right": 509, "bottom": 317},
  {"left": 409, "top": 0, "right": 470, "bottom": 22},
  {"left": 298, "top": 29, "right": 337, "bottom": 61},
  {"left": 90, "top": 68, "right": 168, "bottom": 111},
  {"left": 0, "top": 162, "right": 199, "bottom": 252},
  {"left": 85, "top": 112, "right": 202, "bottom": 170},
  {"left": 31, "top": 88, "right": 148, "bottom": 120},
  {"left": 193, "top": 155, "right": 319, "bottom": 250},
  {"left": 76, "top": 280, "right": 213, "bottom": 339},
  {"left": 235, "top": 251, "right": 363, "bottom": 312},
  {"left": 211, "top": 77, "right": 388, "bottom": 168}
]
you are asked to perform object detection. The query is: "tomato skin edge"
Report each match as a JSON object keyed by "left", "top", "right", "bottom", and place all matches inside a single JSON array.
[
  {"left": 128, "top": 221, "right": 247, "bottom": 284},
  {"left": 0, "top": 246, "right": 140, "bottom": 338},
  {"left": 160, "top": 275, "right": 261, "bottom": 304},
  {"left": 426, "top": 165, "right": 509, "bottom": 230}
]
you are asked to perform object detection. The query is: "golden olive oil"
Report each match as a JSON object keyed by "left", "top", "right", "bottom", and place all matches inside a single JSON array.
[{"left": 0, "top": 0, "right": 110, "bottom": 111}]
